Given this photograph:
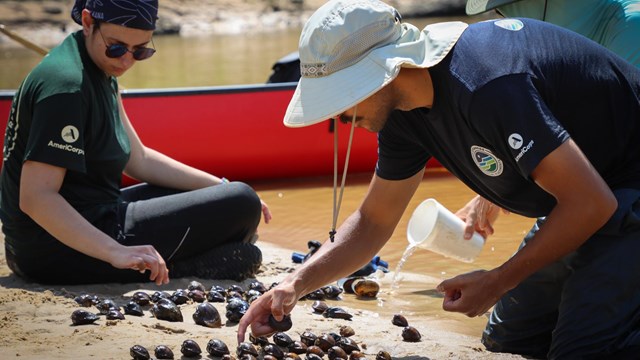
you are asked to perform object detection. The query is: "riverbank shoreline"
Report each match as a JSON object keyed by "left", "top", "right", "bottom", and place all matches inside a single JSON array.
[{"left": 0, "top": 0, "right": 470, "bottom": 49}]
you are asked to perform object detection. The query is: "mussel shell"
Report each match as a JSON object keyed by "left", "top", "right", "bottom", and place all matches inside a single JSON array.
[
  {"left": 314, "top": 333, "right": 336, "bottom": 352},
  {"left": 268, "top": 313, "right": 293, "bottom": 332},
  {"left": 96, "top": 299, "right": 119, "bottom": 315},
  {"left": 106, "top": 308, "right": 125, "bottom": 320},
  {"left": 188, "top": 289, "right": 206, "bottom": 303},
  {"left": 402, "top": 326, "right": 422, "bottom": 342},
  {"left": 376, "top": 350, "right": 392, "bottom": 360},
  {"left": 225, "top": 298, "right": 249, "bottom": 323},
  {"left": 207, "top": 290, "right": 226, "bottom": 303},
  {"left": 74, "top": 293, "right": 98, "bottom": 307},
  {"left": 285, "top": 353, "right": 302, "bottom": 360},
  {"left": 71, "top": 309, "right": 99, "bottom": 325},
  {"left": 322, "top": 285, "right": 343, "bottom": 299},
  {"left": 192, "top": 302, "right": 222, "bottom": 328},
  {"left": 170, "top": 289, "right": 190, "bottom": 305},
  {"left": 339, "top": 325, "right": 355, "bottom": 337},
  {"left": 322, "top": 307, "right": 353, "bottom": 320},
  {"left": 180, "top": 339, "right": 202, "bottom": 357},
  {"left": 151, "top": 291, "right": 170, "bottom": 303},
  {"left": 288, "top": 340, "right": 308, "bottom": 354},
  {"left": 264, "top": 355, "right": 278, "bottom": 360},
  {"left": 392, "top": 313, "right": 408, "bottom": 327},
  {"left": 154, "top": 345, "right": 174, "bottom": 359},
  {"left": 337, "top": 277, "right": 362, "bottom": 294},
  {"left": 206, "top": 338, "right": 230, "bottom": 356},
  {"left": 300, "top": 331, "right": 317, "bottom": 347},
  {"left": 124, "top": 301, "right": 144, "bottom": 316},
  {"left": 349, "top": 351, "right": 367, "bottom": 359},
  {"left": 249, "top": 332, "right": 270, "bottom": 347},
  {"left": 263, "top": 344, "right": 285, "bottom": 358},
  {"left": 132, "top": 291, "right": 151, "bottom": 306},
  {"left": 151, "top": 298, "right": 183, "bottom": 322},
  {"left": 312, "top": 300, "right": 329, "bottom": 314},
  {"left": 130, "top": 344, "right": 150, "bottom": 360},
  {"left": 352, "top": 278, "right": 380, "bottom": 298},
  {"left": 248, "top": 280, "right": 267, "bottom": 293},
  {"left": 227, "top": 284, "right": 245, "bottom": 294},
  {"left": 187, "top": 280, "right": 206, "bottom": 292},
  {"left": 303, "top": 289, "right": 325, "bottom": 300},
  {"left": 306, "top": 345, "right": 325, "bottom": 357},
  {"left": 236, "top": 342, "right": 259, "bottom": 357},
  {"left": 327, "top": 346, "right": 348, "bottom": 359},
  {"left": 273, "top": 331, "right": 294, "bottom": 347},
  {"left": 338, "top": 336, "right": 360, "bottom": 353},
  {"left": 306, "top": 353, "right": 323, "bottom": 360}
]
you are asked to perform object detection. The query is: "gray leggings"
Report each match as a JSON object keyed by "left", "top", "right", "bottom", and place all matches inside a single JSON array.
[
  {"left": 6, "top": 181, "right": 261, "bottom": 284},
  {"left": 482, "top": 188, "right": 640, "bottom": 359}
]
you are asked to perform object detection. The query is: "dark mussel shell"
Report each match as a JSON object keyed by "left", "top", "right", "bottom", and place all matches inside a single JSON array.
[
  {"left": 288, "top": 340, "right": 307, "bottom": 354},
  {"left": 306, "top": 353, "right": 323, "bottom": 360},
  {"left": 151, "top": 291, "right": 170, "bottom": 303},
  {"left": 170, "top": 289, "right": 190, "bottom": 305},
  {"left": 187, "top": 280, "right": 206, "bottom": 292},
  {"left": 402, "top": 326, "right": 422, "bottom": 342},
  {"left": 71, "top": 309, "right": 99, "bottom": 326},
  {"left": 181, "top": 339, "right": 202, "bottom": 357},
  {"left": 124, "top": 301, "right": 144, "bottom": 316},
  {"left": 337, "top": 277, "right": 362, "bottom": 294},
  {"left": 264, "top": 356, "right": 278, "bottom": 360},
  {"left": 248, "top": 280, "right": 267, "bottom": 293},
  {"left": 132, "top": 291, "right": 152, "bottom": 306},
  {"left": 249, "top": 332, "right": 270, "bottom": 347},
  {"left": 376, "top": 350, "right": 392, "bottom": 360},
  {"left": 96, "top": 299, "right": 119, "bottom": 315},
  {"left": 338, "top": 336, "right": 360, "bottom": 353},
  {"left": 312, "top": 300, "right": 329, "bottom": 314},
  {"left": 206, "top": 338, "right": 230, "bottom": 356},
  {"left": 188, "top": 289, "right": 206, "bottom": 303},
  {"left": 207, "top": 290, "right": 226, "bottom": 303},
  {"left": 151, "top": 298, "right": 183, "bottom": 322},
  {"left": 327, "top": 346, "right": 348, "bottom": 359},
  {"left": 263, "top": 344, "right": 285, "bottom": 358},
  {"left": 284, "top": 354, "right": 302, "bottom": 360},
  {"left": 154, "top": 345, "right": 174, "bottom": 359},
  {"left": 306, "top": 345, "right": 325, "bottom": 357},
  {"left": 106, "top": 308, "right": 125, "bottom": 320},
  {"left": 227, "top": 284, "right": 245, "bottom": 294},
  {"left": 268, "top": 313, "right": 293, "bottom": 332},
  {"left": 339, "top": 325, "right": 355, "bottom": 337},
  {"left": 304, "top": 289, "right": 326, "bottom": 301},
  {"left": 392, "top": 313, "right": 409, "bottom": 327},
  {"left": 322, "top": 285, "right": 343, "bottom": 299},
  {"left": 239, "top": 355, "right": 257, "bottom": 360},
  {"left": 314, "top": 333, "right": 336, "bottom": 352},
  {"left": 300, "top": 331, "right": 317, "bottom": 347},
  {"left": 225, "top": 297, "right": 249, "bottom": 323},
  {"left": 273, "top": 331, "right": 294, "bottom": 347},
  {"left": 236, "top": 342, "right": 259, "bottom": 357},
  {"left": 349, "top": 351, "right": 367, "bottom": 359},
  {"left": 352, "top": 278, "right": 380, "bottom": 298},
  {"left": 74, "top": 293, "right": 98, "bottom": 307},
  {"left": 130, "top": 344, "right": 150, "bottom": 360},
  {"left": 193, "top": 302, "right": 222, "bottom": 328},
  {"left": 322, "top": 307, "right": 353, "bottom": 320}
]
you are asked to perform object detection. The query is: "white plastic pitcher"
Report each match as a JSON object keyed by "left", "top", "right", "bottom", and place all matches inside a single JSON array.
[{"left": 407, "top": 198, "right": 485, "bottom": 263}]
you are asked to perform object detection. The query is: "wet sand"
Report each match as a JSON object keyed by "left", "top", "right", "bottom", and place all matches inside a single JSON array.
[{"left": 0, "top": 170, "right": 530, "bottom": 359}]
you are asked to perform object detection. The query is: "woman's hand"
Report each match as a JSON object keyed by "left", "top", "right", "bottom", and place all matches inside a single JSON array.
[
  {"left": 456, "top": 195, "right": 509, "bottom": 239},
  {"left": 108, "top": 245, "right": 170, "bottom": 285},
  {"left": 261, "top": 199, "right": 272, "bottom": 224}
]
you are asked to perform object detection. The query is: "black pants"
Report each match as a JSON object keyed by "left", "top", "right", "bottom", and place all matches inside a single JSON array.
[{"left": 5, "top": 182, "right": 261, "bottom": 284}]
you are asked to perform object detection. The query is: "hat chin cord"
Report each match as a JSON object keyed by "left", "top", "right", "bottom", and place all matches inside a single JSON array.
[{"left": 329, "top": 106, "right": 357, "bottom": 242}]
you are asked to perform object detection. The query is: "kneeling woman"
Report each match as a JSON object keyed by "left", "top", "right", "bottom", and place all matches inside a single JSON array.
[{"left": 0, "top": 0, "right": 271, "bottom": 285}]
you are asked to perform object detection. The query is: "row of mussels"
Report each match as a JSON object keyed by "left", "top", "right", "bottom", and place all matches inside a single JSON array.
[{"left": 130, "top": 326, "right": 395, "bottom": 359}]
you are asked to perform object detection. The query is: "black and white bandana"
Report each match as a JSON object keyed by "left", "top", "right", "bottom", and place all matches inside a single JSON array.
[{"left": 71, "top": 0, "right": 158, "bottom": 30}]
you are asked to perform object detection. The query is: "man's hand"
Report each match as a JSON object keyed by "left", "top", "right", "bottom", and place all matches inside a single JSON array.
[
  {"left": 456, "top": 195, "right": 509, "bottom": 239},
  {"left": 109, "top": 245, "right": 169, "bottom": 285},
  {"left": 436, "top": 269, "right": 505, "bottom": 317},
  {"left": 237, "top": 282, "right": 298, "bottom": 343}
]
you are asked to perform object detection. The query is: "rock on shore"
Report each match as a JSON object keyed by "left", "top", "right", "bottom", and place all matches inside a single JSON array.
[{"left": 0, "top": 0, "right": 466, "bottom": 47}]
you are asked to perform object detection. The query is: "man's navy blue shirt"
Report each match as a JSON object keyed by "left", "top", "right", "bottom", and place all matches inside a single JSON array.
[{"left": 376, "top": 18, "right": 640, "bottom": 218}]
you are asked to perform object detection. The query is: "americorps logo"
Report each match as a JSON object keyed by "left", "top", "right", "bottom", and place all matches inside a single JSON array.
[
  {"left": 47, "top": 125, "right": 84, "bottom": 156},
  {"left": 471, "top": 145, "right": 503, "bottom": 177}
]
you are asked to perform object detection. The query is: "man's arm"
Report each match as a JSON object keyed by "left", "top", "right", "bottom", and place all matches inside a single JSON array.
[
  {"left": 438, "top": 139, "right": 616, "bottom": 316},
  {"left": 237, "top": 169, "right": 425, "bottom": 340}
]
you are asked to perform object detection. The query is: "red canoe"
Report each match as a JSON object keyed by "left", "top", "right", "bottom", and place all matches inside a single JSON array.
[{"left": 0, "top": 83, "right": 439, "bottom": 184}]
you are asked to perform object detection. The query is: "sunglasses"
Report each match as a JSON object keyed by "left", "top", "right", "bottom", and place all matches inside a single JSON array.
[{"left": 97, "top": 28, "right": 156, "bottom": 61}]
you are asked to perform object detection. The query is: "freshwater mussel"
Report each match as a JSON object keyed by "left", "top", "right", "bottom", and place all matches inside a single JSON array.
[
  {"left": 192, "top": 302, "right": 222, "bottom": 328},
  {"left": 74, "top": 293, "right": 98, "bottom": 307},
  {"left": 268, "top": 313, "right": 293, "bottom": 331},
  {"left": 71, "top": 309, "right": 99, "bottom": 325},
  {"left": 236, "top": 342, "right": 259, "bottom": 357},
  {"left": 131, "top": 291, "right": 151, "bottom": 306},
  {"left": 180, "top": 339, "right": 201, "bottom": 358},
  {"left": 352, "top": 278, "right": 380, "bottom": 298},
  {"left": 402, "top": 325, "right": 422, "bottom": 342},
  {"left": 206, "top": 338, "right": 230, "bottom": 357},
  {"left": 130, "top": 344, "right": 150, "bottom": 360},
  {"left": 154, "top": 345, "right": 174, "bottom": 359},
  {"left": 96, "top": 299, "right": 119, "bottom": 315},
  {"left": 226, "top": 297, "right": 249, "bottom": 323},
  {"left": 322, "top": 306, "right": 353, "bottom": 320},
  {"left": 123, "top": 301, "right": 144, "bottom": 316},
  {"left": 151, "top": 298, "right": 183, "bottom": 322}
]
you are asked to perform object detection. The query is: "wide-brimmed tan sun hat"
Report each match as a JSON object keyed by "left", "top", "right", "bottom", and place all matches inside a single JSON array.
[
  {"left": 466, "top": 0, "right": 523, "bottom": 15},
  {"left": 283, "top": 0, "right": 468, "bottom": 128}
]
